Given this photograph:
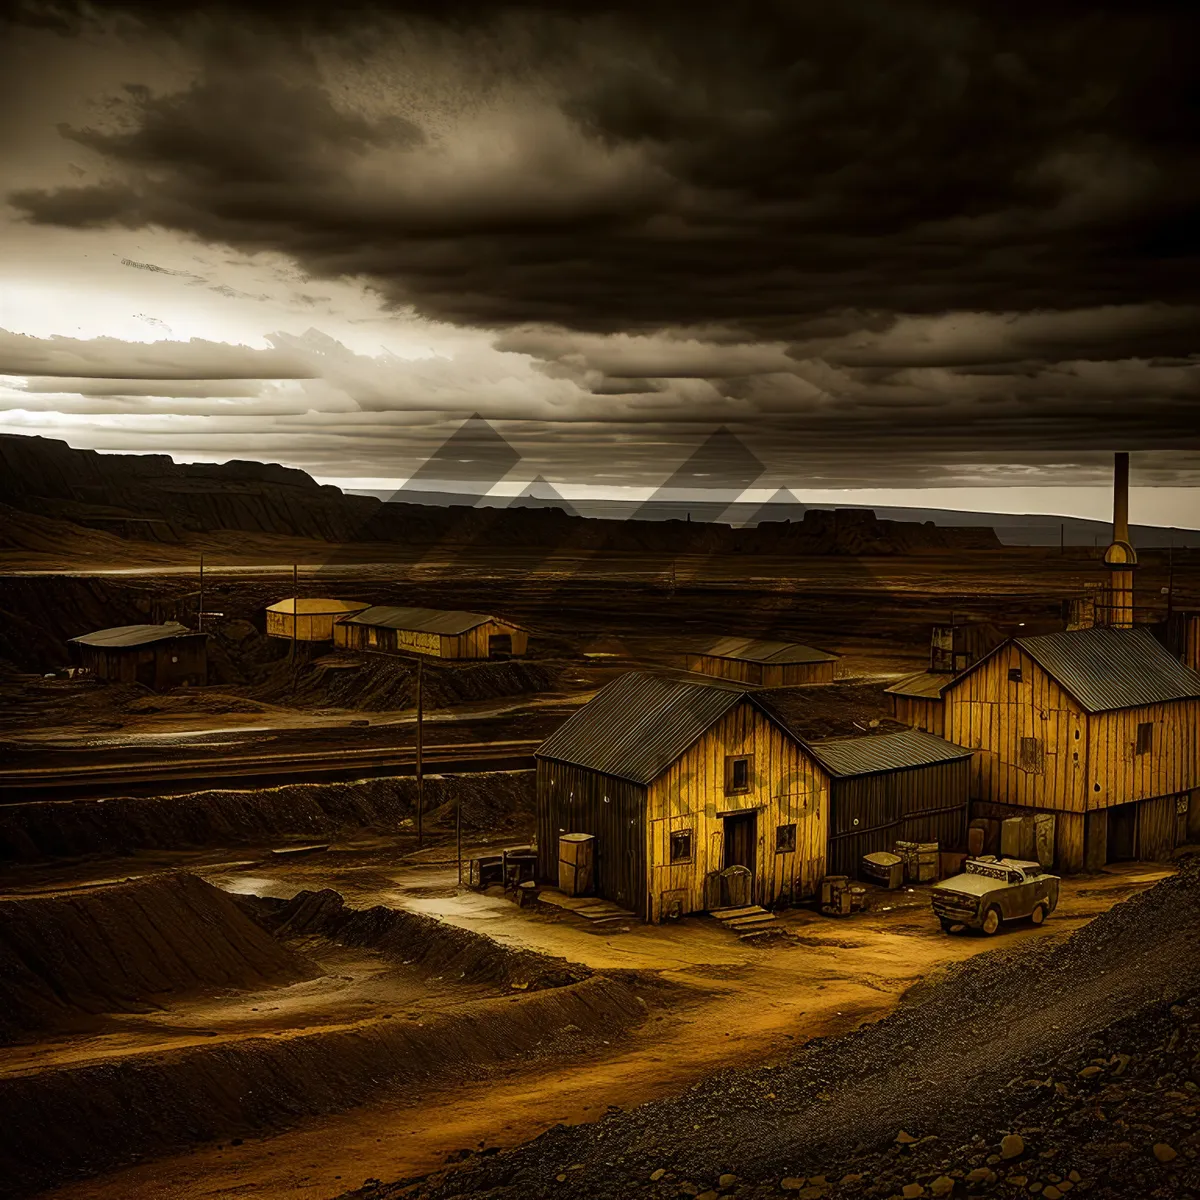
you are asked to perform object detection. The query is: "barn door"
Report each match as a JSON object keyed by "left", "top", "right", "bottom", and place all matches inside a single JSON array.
[
  {"left": 1107, "top": 802, "right": 1138, "bottom": 862},
  {"left": 723, "top": 812, "right": 757, "bottom": 875}
]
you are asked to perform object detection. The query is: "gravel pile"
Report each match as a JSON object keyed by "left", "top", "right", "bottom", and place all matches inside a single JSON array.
[{"left": 347, "top": 856, "right": 1200, "bottom": 1200}]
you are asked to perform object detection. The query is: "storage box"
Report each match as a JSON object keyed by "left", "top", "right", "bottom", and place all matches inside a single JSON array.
[
  {"left": 557, "top": 832, "right": 595, "bottom": 897},
  {"left": 862, "top": 851, "right": 905, "bottom": 889},
  {"left": 894, "top": 840, "right": 940, "bottom": 883}
]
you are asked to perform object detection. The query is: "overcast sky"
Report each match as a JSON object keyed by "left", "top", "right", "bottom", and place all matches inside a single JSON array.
[{"left": 1, "top": 1, "right": 1198, "bottom": 524}]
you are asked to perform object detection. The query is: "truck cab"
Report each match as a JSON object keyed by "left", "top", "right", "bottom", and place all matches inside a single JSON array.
[{"left": 931, "top": 856, "right": 1060, "bottom": 935}]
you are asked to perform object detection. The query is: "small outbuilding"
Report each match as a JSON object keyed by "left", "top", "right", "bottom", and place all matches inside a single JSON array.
[
  {"left": 536, "top": 672, "right": 829, "bottom": 921},
  {"left": 265, "top": 598, "right": 369, "bottom": 642},
  {"left": 884, "top": 671, "right": 956, "bottom": 735},
  {"left": 68, "top": 622, "right": 208, "bottom": 690},
  {"left": 333, "top": 606, "right": 528, "bottom": 660},
  {"left": 807, "top": 728, "right": 974, "bottom": 876},
  {"left": 681, "top": 636, "right": 838, "bottom": 687}
]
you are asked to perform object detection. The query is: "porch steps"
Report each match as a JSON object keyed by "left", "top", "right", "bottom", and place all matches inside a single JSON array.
[{"left": 710, "top": 904, "right": 782, "bottom": 938}]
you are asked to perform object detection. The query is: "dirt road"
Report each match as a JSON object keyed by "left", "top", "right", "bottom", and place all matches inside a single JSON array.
[{"left": 27, "top": 859, "right": 1172, "bottom": 1200}]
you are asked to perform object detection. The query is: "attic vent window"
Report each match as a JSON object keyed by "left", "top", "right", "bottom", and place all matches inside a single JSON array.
[
  {"left": 1008, "top": 667, "right": 1023, "bottom": 683},
  {"left": 669, "top": 829, "right": 693, "bottom": 864},
  {"left": 1019, "top": 736, "right": 1044, "bottom": 774},
  {"left": 725, "top": 754, "right": 754, "bottom": 795},
  {"left": 1136, "top": 722, "right": 1154, "bottom": 756}
]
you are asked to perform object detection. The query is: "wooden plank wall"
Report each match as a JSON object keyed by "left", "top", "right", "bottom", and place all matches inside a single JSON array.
[
  {"left": 826, "top": 759, "right": 970, "bottom": 876},
  {"left": 644, "top": 702, "right": 828, "bottom": 921},
  {"left": 1086, "top": 698, "right": 1200, "bottom": 810},
  {"left": 945, "top": 645, "right": 1087, "bottom": 813},
  {"left": 889, "top": 695, "right": 945, "bottom": 736},
  {"left": 444, "top": 623, "right": 528, "bottom": 659},
  {"left": 774, "top": 661, "right": 836, "bottom": 687},
  {"left": 685, "top": 655, "right": 761, "bottom": 684},
  {"left": 535, "top": 760, "right": 647, "bottom": 917}
]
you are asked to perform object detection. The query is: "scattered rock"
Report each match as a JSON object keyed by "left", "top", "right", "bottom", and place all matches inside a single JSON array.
[
  {"left": 719, "top": 1173, "right": 738, "bottom": 1187},
  {"left": 901, "top": 1184, "right": 925, "bottom": 1198},
  {"left": 1001, "top": 1134, "right": 1025, "bottom": 1160},
  {"left": 650, "top": 1168, "right": 666, "bottom": 1181},
  {"left": 930, "top": 1177, "right": 954, "bottom": 1198},
  {"left": 896, "top": 1131, "right": 919, "bottom": 1145},
  {"left": 1152, "top": 1143, "right": 1177, "bottom": 1163},
  {"left": 780, "top": 1180, "right": 807, "bottom": 1193}
]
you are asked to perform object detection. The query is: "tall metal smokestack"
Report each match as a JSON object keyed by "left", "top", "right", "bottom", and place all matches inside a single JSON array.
[
  {"left": 1102, "top": 451, "right": 1137, "bottom": 628},
  {"left": 1113, "top": 451, "right": 1130, "bottom": 544}
]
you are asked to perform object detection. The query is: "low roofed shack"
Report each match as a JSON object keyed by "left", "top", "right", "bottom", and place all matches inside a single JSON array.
[
  {"left": 265, "top": 598, "right": 369, "bottom": 642},
  {"left": 808, "top": 727, "right": 974, "bottom": 876},
  {"left": 333, "top": 605, "right": 528, "bottom": 660},
  {"left": 681, "top": 635, "right": 838, "bottom": 686},
  {"left": 884, "top": 670, "right": 957, "bottom": 735},
  {"left": 68, "top": 622, "right": 208, "bottom": 690}
]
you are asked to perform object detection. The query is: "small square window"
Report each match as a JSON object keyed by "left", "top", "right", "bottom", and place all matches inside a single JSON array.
[
  {"left": 1019, "top": 736, "right": 1043, "bottom": 773},
  {"left": 775, "top": 823, "right": 797, "bottom": 854},
  {"left": 669, "top": 829, "right": 693, "bottom": 864},
  {"left": 725, "top": 754, "right": 753, "bottom": 794},
  {"left": 1136, "top": 722, "right": 1153, "bottom": 756},
  {"left": 1008, "top": 667, "right": 1023, "bottom": 683}
]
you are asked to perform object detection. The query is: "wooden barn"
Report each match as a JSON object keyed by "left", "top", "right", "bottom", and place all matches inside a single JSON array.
[
  {"left": 68, "top": 622, "right": 208, "bottom": 690},
  {"left": 536, "top": 672, "right": 829, "bottom": 921},
  {"left": 942, "top": 626, "right": 1200, "bottom": 870},
  {"left": 333, "top": 606, "right": 528, "bottom": 660},
  {"left": 265, "top": 598, "right": 369, "bottom": 642},
  {"left": 681, "top": 636, "right": 838, "bottom": 687},
  {"left": 807, "top": 728, "right": 973, "bottom": 876},
  {"left": 884, "top": 671, "right": 956, "bottom": 736}
]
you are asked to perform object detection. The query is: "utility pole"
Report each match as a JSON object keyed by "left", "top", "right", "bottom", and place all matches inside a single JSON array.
[
  {"left": 1167, "top": 538, "right": 1175, "bottom": 618},
  {"left": 416, "top": 658, "right": 424, "bottom": 849},
  {"left": 198, "top": 555, "right": 204, "bottom": 633},
  {"left": 291, "top": 563, "right": 299, "bottom": 695},
  {"left": 456, "top": 782, "right": 463, "bottom": 886},
  {"left": 1060, "top": 523, "right": 1065, "bottom": 555}
]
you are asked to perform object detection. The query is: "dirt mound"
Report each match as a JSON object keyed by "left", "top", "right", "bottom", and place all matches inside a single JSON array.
[
  {"left": 374, "top": 858, "right": 1200, "bottom": 1200},
  {"left": 0, "top": 871, "right": 316, "bottom": 1043},
  {"left": 256, "top": 889, "right": 588, "bottom": 992},
  {"left": 0, "top": 771, "right": 535, "bottom": 863},
  {"left": 0, "top": 973, "right": 646, "bottom": 1197},
  {"left": 252, "top": 652, "right": 562, "bottom": 712}
]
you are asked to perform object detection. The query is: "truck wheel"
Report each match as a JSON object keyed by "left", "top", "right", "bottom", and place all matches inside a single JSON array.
[
  {"left": 1030, "top": 902, "right": 1048, "bottom": 926},
  {"left": 981, "top": 906, "right": 1002, "bottom": 936},
  {"left": 939, "top": 917, "right": 956, "bottom": 933}
]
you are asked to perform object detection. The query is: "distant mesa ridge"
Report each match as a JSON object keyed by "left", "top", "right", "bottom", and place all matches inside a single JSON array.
[{"left": 0, "top": 431, "right": 1194, "bottom": 553}]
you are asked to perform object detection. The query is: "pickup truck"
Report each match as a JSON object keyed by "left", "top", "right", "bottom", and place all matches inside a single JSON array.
[{"left": 931, "top": 856, "right": 1060, "bottom": 935}]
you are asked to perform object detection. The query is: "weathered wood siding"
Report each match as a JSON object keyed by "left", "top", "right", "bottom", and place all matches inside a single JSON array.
[
  {"left": 889, "top": 694, "right": 945, "bottom": 736},
  {"left": 945, "top": 644, "right": 1087, "bottom": 813},
  {"left": 643, "top": 702, "right": 828, "bottom": 921},
  {"left": 535, "top": 760, "right": 647, "bottom": 916},
  {"left": 827, "top": 758, "right": 970, "bottom": 876},
  {"left": 77, "top": 637, "right": 207, "bottom": 690},
  {"left": 266, "top": 610, "right": 354, "bottom": 641},
  {"left": 684, "top": 655, "right": 835, "bottom": 687},
  {"left": 1085, "top": 699, "right": 1200, "bottom": 810},
  {"left": 334, "top": 620, "right": 525, "bottom": 659}
]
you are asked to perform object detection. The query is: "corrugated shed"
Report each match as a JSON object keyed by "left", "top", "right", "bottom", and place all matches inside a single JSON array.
[
  {"left": 536, "top": 671, "right": 749, "bottom": 785},
  {"left": 683, "top": 635, "right": 837, "bottom": 664},
  {"left": 884, "top": 671, "right": 956, "bottom": 699},
  {"left": 266, "top": 598, "right": 368, "bottom": 615},
  {"left": 68, "top": 622, "right": 196, "bottom": 649},
  {"left": 342, "top": 606, "right": 514, "bottom": 635},
  {"left": 1015, "top": 626, "right": 1200, "bottom": 713},
  {"left": 809, "top": 728, "right": 974, "bottom": 778}
]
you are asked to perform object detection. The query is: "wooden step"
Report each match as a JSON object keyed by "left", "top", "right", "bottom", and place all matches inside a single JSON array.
[
  {"left": 711, "top": 905, "right": 763, "bottom": 920},
  {"left": 726, "top": 916, "right": 778, "bottom": 931}
]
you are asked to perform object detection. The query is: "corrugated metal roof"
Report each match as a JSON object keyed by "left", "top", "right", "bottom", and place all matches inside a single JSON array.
[
  {"left": 267, "top": 598, "right": 369, "bottom": 615},
  {"left": 809, "top": 728, "right": 974, "bottom": 778},
  {"left": 884, "top": 671, "right": 957, "bottom": 699},
  {"left": 537, "top": 671, "right": 751, "bottom": 785},
  {"left": 69, "top": 622, "right": 199, "bottom": 649},
  {"left": 343, "top": 606, "right": 516, "bottom": 635},
  {"left": 1013, "top": 626, "right": 1200, "bottom": 713},
  {"left": 684, "top": 635, "right": 837, "bottom": 664}
]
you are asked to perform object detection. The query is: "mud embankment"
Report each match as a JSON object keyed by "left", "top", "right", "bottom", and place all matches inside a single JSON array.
[
  {"left": 0, "top": 876, "right": 648, "bottom": 1198},
  {"left": 0, "top": 771, "right": 535, "bottom": 862},
  {"left": 254, "top": 888, "right": 589, "bottom": 992},
  {"left": 0, "top": 872, "right": 316, "bottom": 1043}
]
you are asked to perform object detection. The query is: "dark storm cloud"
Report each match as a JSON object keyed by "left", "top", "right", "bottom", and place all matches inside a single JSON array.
[{"left": 9, "top": 1, "right": 1199, "bottom": 341}]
